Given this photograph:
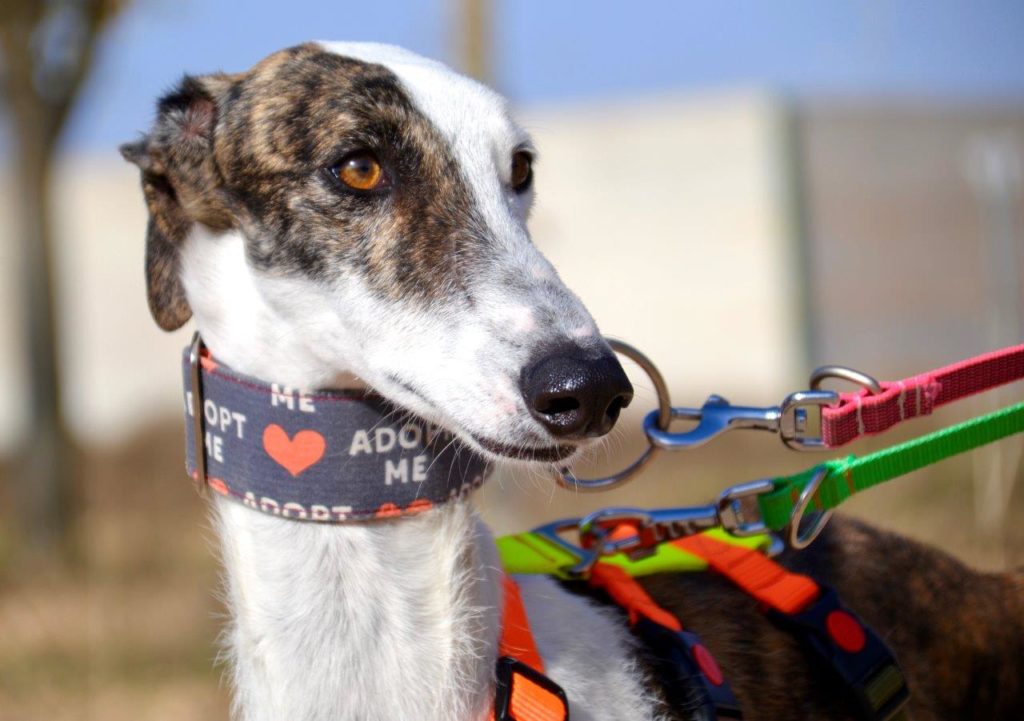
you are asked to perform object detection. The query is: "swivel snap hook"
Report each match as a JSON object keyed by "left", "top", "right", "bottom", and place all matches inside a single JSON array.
[{"left": 643, "top": 395, "right": 783, "bottom": 449}]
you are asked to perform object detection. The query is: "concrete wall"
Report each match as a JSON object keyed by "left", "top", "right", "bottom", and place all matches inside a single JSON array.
[
  {"left": 797, "top": 102, "right": 1024, "bottom": 376},
  {"left": 0, "top": 157, "right": 193, "bottom": 453}
]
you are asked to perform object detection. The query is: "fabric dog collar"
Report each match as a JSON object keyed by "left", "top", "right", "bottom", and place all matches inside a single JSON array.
[{"left": 182, "top": 335, "right": 492, "bottom": 522}]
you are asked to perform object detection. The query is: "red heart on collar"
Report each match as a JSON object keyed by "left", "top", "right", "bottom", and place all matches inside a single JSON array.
[{"left": 262, "top": 424, "right": 326, "bottom": 477}]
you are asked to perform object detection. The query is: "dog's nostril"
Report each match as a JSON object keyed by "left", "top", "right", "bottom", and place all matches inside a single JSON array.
[
  {"left": 605, "top": 395, "right": 626, "bottom": 424},
  {"left": 520, "top": 346, "right": 634, "bottom": 440},
  {"left": 537, "top": 395, "right": 581, "bottom": 416}
]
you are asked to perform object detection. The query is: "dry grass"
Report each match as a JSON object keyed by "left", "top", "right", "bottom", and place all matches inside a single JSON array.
[
  {"left": 1, "top": 399, "right": 1022, "bottom": 720},
  {"left": 0, "top": 424, "right": 229, "bottom": 721}
]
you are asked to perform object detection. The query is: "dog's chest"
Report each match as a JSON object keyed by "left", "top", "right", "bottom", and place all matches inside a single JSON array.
[{"left": 215, "top": 500, "right": 665, "bottom": 721}]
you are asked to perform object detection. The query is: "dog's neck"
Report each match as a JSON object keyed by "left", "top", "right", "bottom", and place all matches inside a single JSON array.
[
  {"left": 181, "top": 228, "right": 503, "bottom": 721},
  {"left": 214, "top": 501, "right": 502, "bottom": 721}
]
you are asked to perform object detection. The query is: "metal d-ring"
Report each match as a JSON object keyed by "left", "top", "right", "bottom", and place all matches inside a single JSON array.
[
  {"left": 786, "top": 466, "right": 834, "bottom": 549},
  {"left": 809, "top": 365, "right": 883, "bottom": 396},
  {"left": 555, "top": 338, "right": 672, "bottom": 492},
  {"left": 188, "top": 332, "right": 209, "bottom": 497}
]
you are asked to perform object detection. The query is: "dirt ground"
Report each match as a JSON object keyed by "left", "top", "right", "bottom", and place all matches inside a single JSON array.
[
  {"left": 2, "top": 400, "right": 1022, "bottom": 721},
  {"left": 0, "top": 425, "right": 229, "bottom": 721}
]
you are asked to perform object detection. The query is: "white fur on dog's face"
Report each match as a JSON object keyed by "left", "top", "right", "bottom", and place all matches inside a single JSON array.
[{"left": 172, "top": 43, "right": 607, "bottom": 465}]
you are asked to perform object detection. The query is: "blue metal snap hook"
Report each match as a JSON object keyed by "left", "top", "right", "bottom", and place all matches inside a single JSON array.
[{"left": 643, "top": 395, "right": 784, "bottom": 449}]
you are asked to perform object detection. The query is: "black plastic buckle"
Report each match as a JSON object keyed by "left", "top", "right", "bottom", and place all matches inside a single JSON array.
[
  {"left": 634, "top": 618, "right": 744, "bottom": 719},
  {"left": 768, "top": 585, "right": 910, "bottom": 721},
  {"left": 494, "top": 656, "right": 569, "bottom": 721}
]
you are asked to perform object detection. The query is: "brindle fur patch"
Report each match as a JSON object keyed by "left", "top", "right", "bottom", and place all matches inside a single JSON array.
[
  {"left": 214, "top": 44, "right": 485, "bottom": 303},
  {"left": 124, "top": 43, "right": 488, "bottom": 330}
]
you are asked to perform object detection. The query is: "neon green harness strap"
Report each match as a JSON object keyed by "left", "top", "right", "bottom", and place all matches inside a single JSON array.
[
  {"left": 497, "top": 528, "right": 773, "bottom": 579},
  {"left": 759, "top": 401, "right": 1024, "bottom": 531}
]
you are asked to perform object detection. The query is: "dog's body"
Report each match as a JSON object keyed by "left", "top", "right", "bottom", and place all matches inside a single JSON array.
[{"left": 124, "top": 43, "right": 1024, "bottom": 721}]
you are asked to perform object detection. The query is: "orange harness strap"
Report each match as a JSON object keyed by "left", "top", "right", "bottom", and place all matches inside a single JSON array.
[
  {"left": 672, "top": 534, "right": 819, "bottom": 614},
  {"left": 499, "top": 575, "right": 547, "bottom": 671},
  {"left": 588, "top": 562, "right": 682, "bottom": 631},
  {"left": 493, "top": 575, "right": 569, "bottom": 721}
]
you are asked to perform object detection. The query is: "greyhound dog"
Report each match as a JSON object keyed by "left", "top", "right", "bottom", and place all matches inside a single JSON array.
[{"left": 122, "top": 42, "right": 1024, "bottom": 721}]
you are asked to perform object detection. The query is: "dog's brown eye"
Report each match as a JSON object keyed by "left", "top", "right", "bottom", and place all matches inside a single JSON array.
[
  {"left": 511, "top": 151, "right": 533, "bottom": 192},
  {"left": 333, "top": 152, "right": 386, "bottom": 191}
]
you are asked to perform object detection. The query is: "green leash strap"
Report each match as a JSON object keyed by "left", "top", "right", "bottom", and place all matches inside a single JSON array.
[
  {"left": 496, "top": 527, "right": 773, "bottom": 579},
  {"left": 758, "top": 401, "right": 1024, "bottom": 531}
]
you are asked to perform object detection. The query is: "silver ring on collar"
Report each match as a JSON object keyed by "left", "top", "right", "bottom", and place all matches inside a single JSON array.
[{"left": 555, "top": 338, "right": 671, "bottom": 492}]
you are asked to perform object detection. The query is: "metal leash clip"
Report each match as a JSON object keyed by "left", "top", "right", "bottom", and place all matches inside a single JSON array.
[
  {"left": 576, "top": 478, "right": 777, "bottom": 559},
  {"left": 555, "top": 337, "right": 881, "bottom": 491},
  {"left": 577, "top": 505, "right": 721, "bottom": 558},
  {"left": 639, "top": 366, "right": 881, "bottom": 452},
  {"left": 530, "top": 479, "right": 782, "bottom": 578},
  {"left": 641, "top": 391, "right": 841, "bottom": 451}
]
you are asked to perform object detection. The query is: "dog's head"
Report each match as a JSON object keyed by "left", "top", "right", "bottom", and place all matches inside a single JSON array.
[{"left": 122, "top": 42, "right": 631, "bottom": 465}]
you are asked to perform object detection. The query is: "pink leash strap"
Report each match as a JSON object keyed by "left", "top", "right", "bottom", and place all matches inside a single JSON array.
[{"left": 821, "top": 343, "right": 1024, "bottom": 447}]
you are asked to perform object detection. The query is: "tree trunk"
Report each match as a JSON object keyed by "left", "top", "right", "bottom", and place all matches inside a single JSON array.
[
  {"left": 1, "top": 0, "right": 125, "bottom": 561},
  {"left": 10, "top": 128, "right": 75, "bottom": 558},
  {"left": 456, "top": 0, "right": 492, "bottom": 85}
]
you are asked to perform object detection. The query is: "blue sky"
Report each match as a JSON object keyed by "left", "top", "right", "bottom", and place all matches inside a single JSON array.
[{"left": 18, "top": 0, "right": 1024, "bottom": 152}]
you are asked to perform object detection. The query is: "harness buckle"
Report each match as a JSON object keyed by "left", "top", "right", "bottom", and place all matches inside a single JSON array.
[
  {"left": 633, "top": 618, "right": 744, "bottom": 719},
  {"left": 768, "top": 586, "right": 910, "bottom": 721},
  {"left": 493, "top": 656, "right": 569, "bottom": 721}
]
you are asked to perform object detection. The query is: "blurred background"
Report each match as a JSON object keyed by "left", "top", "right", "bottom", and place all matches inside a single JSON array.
[{"left": 1, "top": 1, "right": 1023, "bottom": 718}]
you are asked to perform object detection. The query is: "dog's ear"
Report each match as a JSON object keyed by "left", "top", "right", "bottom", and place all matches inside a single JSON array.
[{"left": 121, "top": 73, "right": 238, "bottom": 331}]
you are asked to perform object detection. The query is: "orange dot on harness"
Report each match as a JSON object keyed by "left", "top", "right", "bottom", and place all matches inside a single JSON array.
[
  {"left": 692, "top": 643, "right": 724, "bottom": 686},
  {"left": 826, "top": 610, "right": 866, "bottom": 653}
]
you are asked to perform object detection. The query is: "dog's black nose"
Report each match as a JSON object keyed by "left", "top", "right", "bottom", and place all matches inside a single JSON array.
[{"left": 521, "top": 346, "right": 633, "bottom": 439}]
